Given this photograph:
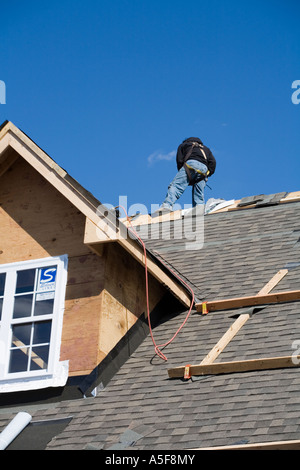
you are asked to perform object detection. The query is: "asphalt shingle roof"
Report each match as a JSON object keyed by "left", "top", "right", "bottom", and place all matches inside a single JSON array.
[{"left": 1, "top": 196, "right": 299, "bottom": 450}]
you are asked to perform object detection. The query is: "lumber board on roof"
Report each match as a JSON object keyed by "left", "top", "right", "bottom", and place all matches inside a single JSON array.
[
  {"left": 199, "top": 269, "right": 289, "bottom": 365},
  {"left": 168, "top": 355, "right": 300, "bottom": 378},
  {"left": 119, "top": 192, "right": 300, "bottom": 224},
  {"left": 121, "top": 209, "right": 183, "bottom": 227},
  {"left": 256, "top": 269, "right": 288, "bottom": 295},
  {"left": 280, "top": 190, "right": 300, "bottom": 201},
  {"left": 194, "top": 439, "right": 300, "bottom": 450},
  {"left": 195, "top": 290, "right": 300, "bottom": 313},
  {"left": 200, "top": 313, "right": 250, "bottom": 365}
]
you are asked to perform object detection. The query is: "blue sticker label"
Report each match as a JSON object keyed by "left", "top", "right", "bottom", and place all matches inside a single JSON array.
[{"left": 38, "top": 267, "right": 57, "bottom": 291}]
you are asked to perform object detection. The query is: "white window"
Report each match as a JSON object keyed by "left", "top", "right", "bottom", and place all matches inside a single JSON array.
[{"left": 0, "top": 256, "right": 69, "bottom": 393}]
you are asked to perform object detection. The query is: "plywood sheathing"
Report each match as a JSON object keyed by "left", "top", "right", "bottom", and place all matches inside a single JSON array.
[{"left": 0, "top": 158, "right": 164, "bottom": 376}]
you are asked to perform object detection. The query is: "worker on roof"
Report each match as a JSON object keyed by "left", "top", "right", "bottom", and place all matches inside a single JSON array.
[{"left": 155, "top": 137, "right": 216, "bottom": 214}]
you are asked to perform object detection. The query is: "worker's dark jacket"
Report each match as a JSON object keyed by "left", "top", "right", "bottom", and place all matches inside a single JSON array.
[{"left": 176, "top": 137, "right": 216, "bottom": 176}]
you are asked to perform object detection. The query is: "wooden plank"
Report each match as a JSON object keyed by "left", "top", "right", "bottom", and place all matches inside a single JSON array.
[
  {"left": 168, "top": 355, "right": 300, "bottom": 379},
  {"left": 121, "top": 209, "right": 183, "bottom": 227},
  {"left": 194, "top": 439, "right": 300, "bottom": 450},
  {"left": 281, "top": 191, "right": 300, "bottom": 202},
  {"left": 84, "top": 217, "right": 110, "bottom": 244},
  {"left": 256, "top": 269, "right": 288, "bottom": 295},
  {"left": 195, "top": 290, "right": 300, "bottom": 313},
  {"left": 199, "top": 269, "right": 290, "bottom": 365},
  {"left": 121, "top": 214, "right": 152, "bottom": 226},
  {"left": 199, "top": 269, "right": 289, "bottom": 365},
  {"left": 200, "top": 314, "right": 250, "bottom": 365}
]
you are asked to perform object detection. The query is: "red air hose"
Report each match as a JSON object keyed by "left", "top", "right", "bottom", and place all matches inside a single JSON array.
[{"left": 115, "top": 206, "right": 195, "bottom": 361}]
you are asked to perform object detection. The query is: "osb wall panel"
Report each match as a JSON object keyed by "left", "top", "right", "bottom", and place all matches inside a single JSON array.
[
  {"left": 0, "top": 157, "right": 104, "bottom": 375},
  {"left": 0, "top": 156, "right": 165, "bottom": 378}
]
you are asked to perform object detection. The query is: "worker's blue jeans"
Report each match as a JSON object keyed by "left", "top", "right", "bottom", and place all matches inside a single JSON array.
[{"left": 161, "top": 159, "right": 208, "bottom": 209}]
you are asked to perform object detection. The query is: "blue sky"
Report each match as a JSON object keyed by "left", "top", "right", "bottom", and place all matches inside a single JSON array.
[{"left": 1, "top": 0, "right": 299, "bottom": 214}]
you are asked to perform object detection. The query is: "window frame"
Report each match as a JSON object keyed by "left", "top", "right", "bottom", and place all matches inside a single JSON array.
[
  {"left": 0, "top": 272, "right": 6, "bottom": 322},
  {"left": 0, "top": 255, "right": 68, "bottom": 390}
]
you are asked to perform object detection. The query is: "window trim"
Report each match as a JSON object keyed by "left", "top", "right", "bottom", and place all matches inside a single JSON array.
[{"left": 0, "top": 255, "right": 69, "bottom": 393}]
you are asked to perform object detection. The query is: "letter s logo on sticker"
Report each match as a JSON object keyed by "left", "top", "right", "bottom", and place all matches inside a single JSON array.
[
  {"left": 40, "top": 268, "right": 57, "bottom": 284},
  {"left": 38, "top": 267, "right": 57, "bottom": 292}
]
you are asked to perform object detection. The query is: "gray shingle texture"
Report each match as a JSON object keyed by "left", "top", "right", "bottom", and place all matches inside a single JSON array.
[{"left": 0, "top": 198, "right": 299, "bottom": 450}]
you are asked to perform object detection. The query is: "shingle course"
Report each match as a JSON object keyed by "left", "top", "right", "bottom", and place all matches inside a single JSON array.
[{"left": 2, "top": 198, "right": 299, "bottom": 450}]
